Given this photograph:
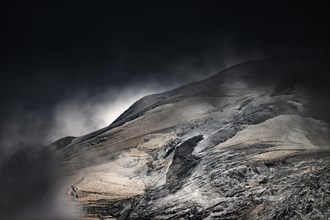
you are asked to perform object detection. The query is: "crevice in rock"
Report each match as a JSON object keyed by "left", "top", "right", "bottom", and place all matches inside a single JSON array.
[{"left": 165, "top": 135, "right": 204, "bottom": 193}]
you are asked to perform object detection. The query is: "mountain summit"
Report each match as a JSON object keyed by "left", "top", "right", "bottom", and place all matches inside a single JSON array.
[{"left": 54, "top": 56, "right": 330, "bottom": 219}]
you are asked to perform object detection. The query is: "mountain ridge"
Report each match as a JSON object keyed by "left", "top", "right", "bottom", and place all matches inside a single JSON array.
[
  {"left": 50, "top": 55, "right": 329, "bottom": 219},
  {"left": 54, "top": 54, "right": 329, "bottom": 152}
]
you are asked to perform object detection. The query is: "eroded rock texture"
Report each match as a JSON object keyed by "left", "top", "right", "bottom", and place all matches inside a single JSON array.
[{"left": 54, "top": 56, "right": 330, "bottom": 219}]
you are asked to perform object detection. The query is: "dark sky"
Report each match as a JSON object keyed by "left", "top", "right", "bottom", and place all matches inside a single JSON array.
[{"left": 1, "top": 0, "right": 329, "bottom": 149}]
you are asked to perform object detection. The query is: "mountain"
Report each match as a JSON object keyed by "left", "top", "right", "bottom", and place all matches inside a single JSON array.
[{"left": 53, "top": 55, "right": 330, "bottom": 219}]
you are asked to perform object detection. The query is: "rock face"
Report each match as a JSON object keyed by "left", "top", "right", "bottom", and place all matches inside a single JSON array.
[{"left": 55, "top": 56, "right": 330, "bottom": 219}]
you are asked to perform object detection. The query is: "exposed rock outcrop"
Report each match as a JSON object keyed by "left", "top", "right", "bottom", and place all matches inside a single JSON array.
[{"left": 54, "top": 56, "right": 330, "bottom": 219}]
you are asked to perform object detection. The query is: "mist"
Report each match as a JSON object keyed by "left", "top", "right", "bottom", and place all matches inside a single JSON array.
[
  {"left": 1, "top": 44, "right": 261, "bottom": 155},
  {"left": 48, "top": 85, "right": 160, "bottom": 142}
]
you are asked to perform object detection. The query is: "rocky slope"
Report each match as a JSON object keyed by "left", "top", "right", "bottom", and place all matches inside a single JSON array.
[{"left": 53, "top": 56, "right": 330, "bottom": 219}]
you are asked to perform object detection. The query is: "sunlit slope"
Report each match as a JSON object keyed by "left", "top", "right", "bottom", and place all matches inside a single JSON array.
[{"left": 55, "top": 56, "right": 330, "bottom": 219}]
